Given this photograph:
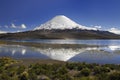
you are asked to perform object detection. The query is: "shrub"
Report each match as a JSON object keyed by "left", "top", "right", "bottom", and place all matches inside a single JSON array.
[
  {"left": 93, "top": 66, "right": 102, "bottom": 75},
  {"left": 19, "top": 72, "right": 29, "bottom": 80},
  {"left": 66, "top": 63, "right": 78, "bottom": 70},
  {"left": 108, "top": 72, "right": 120, "bottom": 80},
  {"left": 17, "top": 65, "right": 26, "bottom": 75},
  {"left": 58, "top": 66, "right": 68, "bottom": 75},
  {"left": 80, "top": 68, "right": 91, "bottom": 76}
]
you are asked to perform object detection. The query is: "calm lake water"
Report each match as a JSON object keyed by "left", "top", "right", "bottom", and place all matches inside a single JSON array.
[
  {"left": 1, "top": 39, "right": 120, "bottom": 64},
  {"left": 16, "top": 39, "right": 120, "bottom": 45}
]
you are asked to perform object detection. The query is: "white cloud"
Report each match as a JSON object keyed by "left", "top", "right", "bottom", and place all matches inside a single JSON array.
[
  {"left": 0, "top": 23, "right": 27, "bottom": 33},
  {"left": 94, "top": 26, "right": 102, "bottom": 29},
  {"left": 0, "top": 30, "right": 7, "bottom": 34},
  {"left": 21, "top": 49, "right": 26, "bottom": 55},
  {"left": 17, "top": 30, "right": 20, "bottom": 32},
  {"left": 11, "top": 23, "right": 17, "bottom": 28},
  {"left": 108, "top": 27, "right": 120, "bottom": 35},
  {"left": 10, "top": 23, "right": 27, "bottom": 29},
  {"left": 21, "top": 24, "right": 26, "bottom": 29},
  {"left": 87, "top": 25, "right": 102, "bottom": 31}
]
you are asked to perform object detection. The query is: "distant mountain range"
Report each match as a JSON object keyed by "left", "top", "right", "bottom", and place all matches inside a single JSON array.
[{"left": 0, "top": 15, "right": 120, "bottom": 40}]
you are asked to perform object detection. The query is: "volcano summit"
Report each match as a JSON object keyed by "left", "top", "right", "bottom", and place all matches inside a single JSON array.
[{"left": 34, "top": 15, "right": 97, "bottom": 30}]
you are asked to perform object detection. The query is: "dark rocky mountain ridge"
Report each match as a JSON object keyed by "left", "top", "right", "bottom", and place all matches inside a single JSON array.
[{"left": 0, "top": 29, "right": 120, "bottom": 40}]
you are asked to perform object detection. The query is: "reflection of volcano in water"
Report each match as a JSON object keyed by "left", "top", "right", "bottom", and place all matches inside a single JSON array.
[
  {"left": 0, "top": 45, "right": 120, "bottom": 64},
  {"left": 34, "top": 46, "right": 119, "bottom": 62},
  {"left": 35, "top": 48, "right": 86, "bottom": 61}
]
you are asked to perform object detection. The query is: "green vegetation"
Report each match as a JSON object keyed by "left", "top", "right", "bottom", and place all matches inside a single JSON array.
[{"left": 0, "top": 57, "right": 120, "bottom": 80}]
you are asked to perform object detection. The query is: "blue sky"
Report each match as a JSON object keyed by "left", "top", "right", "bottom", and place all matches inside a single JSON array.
[{"left": 0, "top": 0, "right": 120, "bottom": 32}]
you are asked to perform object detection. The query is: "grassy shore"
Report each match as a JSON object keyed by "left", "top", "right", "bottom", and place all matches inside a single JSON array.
[{"left": 0, "top": 57, "right": 120, "bottom": 80}]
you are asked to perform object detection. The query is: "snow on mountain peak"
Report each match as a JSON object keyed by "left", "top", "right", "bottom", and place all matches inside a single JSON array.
[{"left": 34, "top": 15, "right": 97, "bottom": 30}]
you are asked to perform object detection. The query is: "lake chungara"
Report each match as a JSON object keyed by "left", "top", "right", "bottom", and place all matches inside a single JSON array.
[{"left": 0, "top": 39, "right": 120, "bottom": 64}]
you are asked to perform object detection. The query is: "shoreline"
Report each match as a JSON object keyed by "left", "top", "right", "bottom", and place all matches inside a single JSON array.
[{"left": 0, "top": 40, "right": 101, "bottom": 48}]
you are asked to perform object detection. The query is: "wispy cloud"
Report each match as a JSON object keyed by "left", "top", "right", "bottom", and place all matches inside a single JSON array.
[
  {"left": 10, "top": 23, "right": 27, "bottom": 29},
  {"left": 11, "top": 23, "right": 17, "bottom": 28},
  {"left": 90, "top": 25, "right": 102, "bottom": 30},
  {"left": 0, "top": 23, "right": 27, "bottom": 29},
  {"left": 21, "top": 24, "right": 26, "bottom": 29},
  {"left": 94, "top": 26, "right": 102, "bottom": 29},
  {"left": 108, "top": 27, "right": 120, "bottom": 35},
  {"left": 0, "top": 23, "right": 27, "bottom": 33}
]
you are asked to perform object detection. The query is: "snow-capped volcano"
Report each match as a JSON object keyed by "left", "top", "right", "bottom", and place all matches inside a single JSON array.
[
  {"left": 34, "top": 15, "right": 97, "bottom": 30},
  {"left": 1, "top": 15, "right": 120, "bottom": 40}
]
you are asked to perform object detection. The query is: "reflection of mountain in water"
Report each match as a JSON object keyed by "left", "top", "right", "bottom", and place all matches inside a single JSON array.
[
  {"left": 0, "top": 45, "right": 120, "bottom": 63},
  {"left": 33, "top": 46, "right": 120, "bottom": 62},
  {"left": 35, "top": 48, "right": 86, "bottom": 61}
]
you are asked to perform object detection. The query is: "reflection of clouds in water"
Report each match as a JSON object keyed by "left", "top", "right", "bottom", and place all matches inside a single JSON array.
[
  {"left": 99, "top": 45, "right": 120, "bottom": 53},
  {"left": 108, "top": 46, "right": 120, "bottom": 51},
  {"left": 21, "top": 49, "right": 26, "bottom": 55},
  {"left": 0, "top": 45, "right": 27, "bottom": 56},
  {"left": 12, "top": 50, "right": 16, "bottom": 55}
]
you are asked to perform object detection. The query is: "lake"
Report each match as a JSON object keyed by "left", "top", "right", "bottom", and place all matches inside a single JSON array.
[{"left": 0, "top": 39, "right": 120, "bottom": 64}]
